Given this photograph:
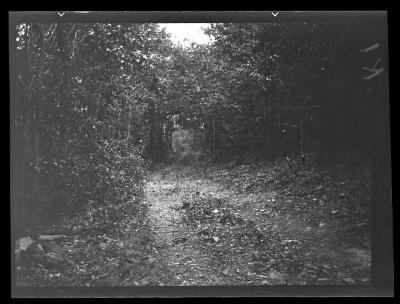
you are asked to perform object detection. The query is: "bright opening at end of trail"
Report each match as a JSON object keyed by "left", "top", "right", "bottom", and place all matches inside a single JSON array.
[{"left": 158, "top": 23, "right": 213, "bottom": 47}]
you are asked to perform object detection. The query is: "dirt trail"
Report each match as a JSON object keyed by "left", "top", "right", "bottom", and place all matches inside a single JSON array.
[
  {"left": 143, "top": 167, "right": 290, "bottom": 286},
  {"left": 145, "top": 169, "right": 236, "bottom": 285},
  {"left": 15, "top": 163, "right": 371, "bottom": 287},
  {"left": 143, "top": 165, "right": 371, "bottom": 286}
]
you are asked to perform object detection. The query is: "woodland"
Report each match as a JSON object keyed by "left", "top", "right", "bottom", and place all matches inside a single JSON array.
[{"left": 11, "top": 16, "right": 390, "bottom": 288}]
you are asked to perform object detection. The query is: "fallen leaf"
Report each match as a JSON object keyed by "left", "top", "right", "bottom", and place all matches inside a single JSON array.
[
  {"left": 343, "top": 277, "right": 356, "bottom": 284},
  {"left": 267, "top": 270, "right": 285, "bottom": 283},
  {"left": 99, "top": 242, "right": 108, "bottom": 249},
  {"left": 322, "top": 264, "right": 331, "bottom": 270},
  {"left": 15, "top": 236, "right": 35, "bottom": 251},
  {"left": 126, "top": 249, "right": 138, "bottom": 256}
]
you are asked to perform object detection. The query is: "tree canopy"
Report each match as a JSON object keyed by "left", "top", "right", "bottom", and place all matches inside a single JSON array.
[{"left": 12, "top": 17, "right": 387, "bottom": 235}]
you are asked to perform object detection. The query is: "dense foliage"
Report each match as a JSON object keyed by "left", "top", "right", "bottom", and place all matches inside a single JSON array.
[
  {"left": 12, "top": 23, "right": 173, "bottom": 234},
  {"left": 12, "top": 17, "right": 388, "bottom": 235},
  {"left": 196, "top": 20, "right": 386, "bottom": 160}
]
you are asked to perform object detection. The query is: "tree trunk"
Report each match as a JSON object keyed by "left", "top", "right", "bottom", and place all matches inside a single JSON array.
[
  {"left": 126, "top": 108, "right": 132, "bottom": 141},
  {"left": 299, "top": 105, "right": 304, "bottom": 158},
  {"left": 212, "top": 116, "right": 216, "bottom": 156},
  {"left": 147, "top": 99, "right": 163, "bottom": 161},
  {"left": 164, "top": 120, "right": 173, "bottom": 154}
]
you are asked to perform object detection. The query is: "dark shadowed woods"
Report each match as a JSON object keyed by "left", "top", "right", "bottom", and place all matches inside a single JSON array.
[{"left": 11, "top": 14, "right": 391, "bottom": 289}]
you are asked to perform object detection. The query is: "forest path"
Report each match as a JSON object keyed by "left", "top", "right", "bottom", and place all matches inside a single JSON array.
[
  {"left": 15, "top": 162, "right": 371, "bottom": 287},
  {"left": 144, "top": 167, "right": 255, "bottom": 285},
  {"left": 142, "top": 164, "right": 371, "bottom": 286}
]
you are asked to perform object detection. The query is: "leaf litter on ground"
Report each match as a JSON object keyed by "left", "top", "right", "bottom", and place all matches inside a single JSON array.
[{"left": 16, "top": 154, "right": 371, "bottom": 286}]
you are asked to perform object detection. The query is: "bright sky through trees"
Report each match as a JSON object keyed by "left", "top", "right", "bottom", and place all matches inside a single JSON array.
[{"left": 158, "top": 23, "right": 212, "bottom": 46}]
